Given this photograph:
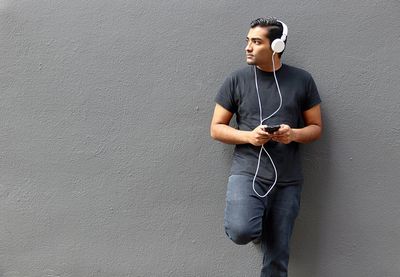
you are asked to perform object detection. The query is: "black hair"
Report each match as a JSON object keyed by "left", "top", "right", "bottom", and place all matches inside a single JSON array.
[{"left": 250, "top": 17, "right": 286, "bottom": 57}]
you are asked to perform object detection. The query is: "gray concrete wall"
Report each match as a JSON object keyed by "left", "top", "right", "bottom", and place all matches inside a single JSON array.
[{"left": 0, "top": 0, "right": 399, "bottom": 276}]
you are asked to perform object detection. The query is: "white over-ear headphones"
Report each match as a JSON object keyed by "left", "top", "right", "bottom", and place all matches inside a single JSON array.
[{"left": 270, "top": 20, "right": 288, "bottom": 53}]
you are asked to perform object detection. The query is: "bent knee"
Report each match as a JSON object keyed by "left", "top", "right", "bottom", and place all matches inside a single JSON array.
[{"left": 225, "top": 222, "right": 260, "bottom": 245}]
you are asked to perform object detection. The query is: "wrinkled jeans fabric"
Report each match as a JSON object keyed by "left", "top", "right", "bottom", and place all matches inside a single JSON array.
[{"left": 224, "top": 175, "right": 302, "bottom": 277}]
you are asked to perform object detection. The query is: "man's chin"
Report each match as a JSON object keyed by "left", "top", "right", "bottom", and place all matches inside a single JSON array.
[{"left": 246, "top": 59, "right": 256, "bottom": 65}]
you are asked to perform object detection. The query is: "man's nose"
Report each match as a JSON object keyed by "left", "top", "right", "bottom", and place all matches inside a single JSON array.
[{"left": 245, "top": 42, "right": 252, "bottom": 52}]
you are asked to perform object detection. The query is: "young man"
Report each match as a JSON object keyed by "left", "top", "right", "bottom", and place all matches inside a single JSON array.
[{"left": 210, "top": 18, "right": 322, "bottom": 277}]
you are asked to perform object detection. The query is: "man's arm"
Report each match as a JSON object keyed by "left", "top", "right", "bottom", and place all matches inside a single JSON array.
[
  {"left": 210, "top": 104, "right": 272, "bottom": 146},
  {"left": 272, "top": 104, "right": 322, "bottom": 144}
]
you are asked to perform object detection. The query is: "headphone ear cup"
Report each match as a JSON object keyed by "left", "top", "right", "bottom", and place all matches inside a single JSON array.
[{"left": 271, "top": 39, "right": 285, "bottom": 53}]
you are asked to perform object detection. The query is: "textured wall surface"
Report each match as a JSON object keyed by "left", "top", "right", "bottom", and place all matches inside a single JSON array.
[{"left": 1, "top": 0, "right": 399, "bottom": 276}]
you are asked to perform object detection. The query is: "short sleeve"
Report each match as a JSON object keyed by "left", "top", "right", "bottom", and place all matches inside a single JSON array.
[
  {"left": 302, "top": 75, "right": 321, "bottom": 111},
  {"left": 215, "top": 75, "right": 238, "bottom": 114}
]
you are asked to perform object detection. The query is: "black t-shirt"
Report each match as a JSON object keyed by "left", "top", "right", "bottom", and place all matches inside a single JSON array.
[{"left": 215, "top": 64, "right": 321, "bottom": 185}]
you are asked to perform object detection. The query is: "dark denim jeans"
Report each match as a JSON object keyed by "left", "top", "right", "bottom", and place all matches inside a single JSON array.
[{"left": 224, "top": 175, "right": 302, "bottom": 277}]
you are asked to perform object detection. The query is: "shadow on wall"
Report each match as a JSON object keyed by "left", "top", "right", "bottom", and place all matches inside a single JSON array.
[{"left": 290, "top": 109, "right": 334, "bottom": 276}]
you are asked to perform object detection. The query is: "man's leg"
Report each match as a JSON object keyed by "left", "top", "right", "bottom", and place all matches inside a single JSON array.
[
  {"left": 260, "top": 184, "right": 302, "bottom": 277},
  {"left": 224, "top": 175, "right": 265, "bottom": 245}
]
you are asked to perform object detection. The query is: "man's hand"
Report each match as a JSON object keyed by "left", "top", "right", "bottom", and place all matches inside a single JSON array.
[
  {"left": 271, "top": 124, "right": 295, "bottom": 144},
  {"left": 248, "top": 125, "right": 273, "bottom": 146}
]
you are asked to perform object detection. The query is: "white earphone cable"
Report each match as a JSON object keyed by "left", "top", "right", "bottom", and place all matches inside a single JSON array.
[{"left": 252, "top": 52, "right": 282, "bottom": 198}]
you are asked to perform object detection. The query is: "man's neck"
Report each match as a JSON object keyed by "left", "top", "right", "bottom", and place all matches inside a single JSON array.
[{"left": 256, "top": 57, "right": 282, "bottom": 72}]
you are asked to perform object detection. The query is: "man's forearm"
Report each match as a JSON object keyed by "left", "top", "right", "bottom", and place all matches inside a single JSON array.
[
  {"left": 210, "top": 124, "right": 250, "bottom": 145},
  {"left": 292, "top": 124, "right": 322, "bottom": 144}
]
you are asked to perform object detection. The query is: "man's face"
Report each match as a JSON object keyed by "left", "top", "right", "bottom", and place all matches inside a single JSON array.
[{"left": 245, "top": 26, "right": 272, "bottom": 65}]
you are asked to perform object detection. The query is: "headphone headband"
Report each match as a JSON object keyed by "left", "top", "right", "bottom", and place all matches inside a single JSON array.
[{"left": 277, "top": 20, "right": 288, "bottom": 42}]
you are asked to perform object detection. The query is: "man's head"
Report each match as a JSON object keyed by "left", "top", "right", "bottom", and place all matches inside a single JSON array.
[{"left": 245, "top": 17, "right": 287, "bottom": 66}]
